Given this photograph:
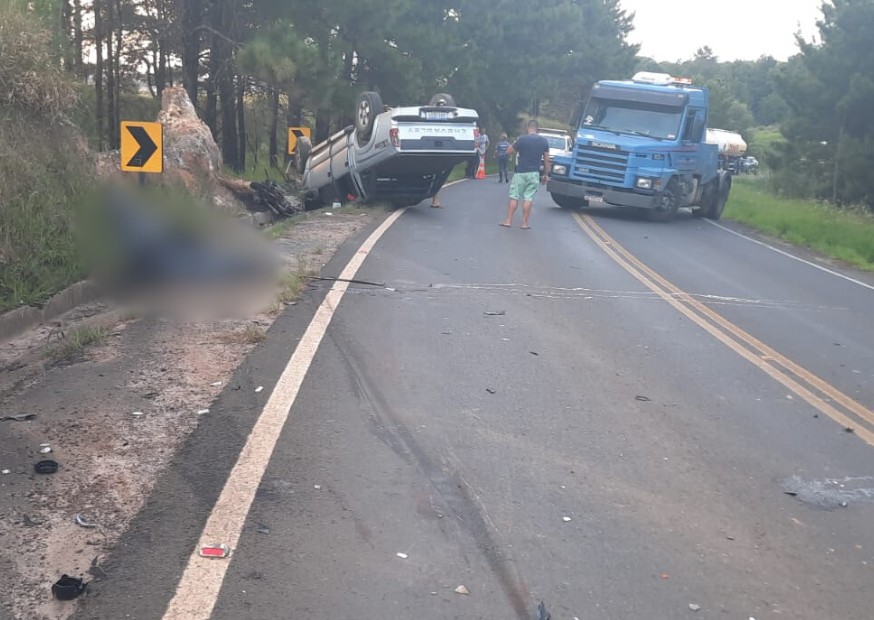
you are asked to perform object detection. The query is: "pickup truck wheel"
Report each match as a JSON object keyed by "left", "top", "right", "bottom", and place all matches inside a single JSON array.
[
  {"left": 551, "top": 193, "right": 584, "bottom": 209},
  {"left": 647, "top": 180, "right": 680, "bottom": 222},
  {"left": 294, "top": 136, "right": 312, "bottom": 175},
  {"left": 355, "top": 91, "right": 383, "bottom": 146},
  {"left": 429, "top": 92, "right": 456, "bottom": 107}
]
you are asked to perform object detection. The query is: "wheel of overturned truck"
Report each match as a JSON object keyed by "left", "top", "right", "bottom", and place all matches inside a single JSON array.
[
  {"left": 551, "top": 193, "right": 585, "bottom": 210},
  {"left": 647, "top": 179, "right": 680, "bottom": 222},
  {"left": 293, "top": 136, "right": 312, "bottom": 175},
  {"left": 355, "top": 91, "right": 384, "bottom": 146},
  {"left": 429, "top": 92, "right": 456, "bottom": 107}
]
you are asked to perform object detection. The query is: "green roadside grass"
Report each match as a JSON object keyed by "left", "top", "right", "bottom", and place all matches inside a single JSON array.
[
  {"left": 725, "top": 177, "right": 874, "bottom": 271},
  {"left": 446, "top": 159, "right": 500, "bottom": 183},
  {"left": 224, "top": 164, "right": 288, "bottom": 183}
]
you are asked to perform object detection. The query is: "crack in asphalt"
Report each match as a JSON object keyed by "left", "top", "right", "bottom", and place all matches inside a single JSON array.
[{"left": 338, "top": 280, "right": 850, "bottom": 311}]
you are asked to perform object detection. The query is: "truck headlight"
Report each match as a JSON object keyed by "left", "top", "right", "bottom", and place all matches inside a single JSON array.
[
  {"left": 551, "top": 164, "right": 568, "bottom": 176},
  {"left": 635, "top": 177, "right": 653, "bottom": 189}
]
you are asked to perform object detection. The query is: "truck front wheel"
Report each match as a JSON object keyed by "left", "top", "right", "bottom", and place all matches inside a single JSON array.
[{"left": 647, "top": 180, "right": 680, "bottom": 222}]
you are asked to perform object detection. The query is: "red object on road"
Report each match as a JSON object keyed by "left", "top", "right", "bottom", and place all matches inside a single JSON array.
[{"left": 198, "top": 544, "right": 231, "bottom": 559}]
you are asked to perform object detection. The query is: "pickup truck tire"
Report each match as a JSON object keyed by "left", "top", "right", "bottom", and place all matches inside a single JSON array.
[
  {"left": 647, "top": 179, "right": 680, "bottom": 222},
  {"left": 355, "top": 91, "right": 383, "bottom": 146},
  {"left": 294, "top": 136, "right": 312, "bottom": 175},
  {"left": 551, "top": 193, "right": 585, "bottom": 209},
  {"left": 429, "top": 93, "right": 456, "bottom": 107}
]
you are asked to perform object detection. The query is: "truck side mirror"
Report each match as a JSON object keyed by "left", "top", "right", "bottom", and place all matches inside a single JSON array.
[{"left": 570, "top": 101, "right": 584, "bottom": 130}]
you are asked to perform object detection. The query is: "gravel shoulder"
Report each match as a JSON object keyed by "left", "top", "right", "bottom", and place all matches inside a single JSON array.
[{"left": 0, "top": 209, "right": 377, "bottom": 620}]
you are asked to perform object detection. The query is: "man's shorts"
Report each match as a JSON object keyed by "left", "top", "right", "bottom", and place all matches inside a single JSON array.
[{"left": 509, "top": 171, "right": 541, "bottom": 201}]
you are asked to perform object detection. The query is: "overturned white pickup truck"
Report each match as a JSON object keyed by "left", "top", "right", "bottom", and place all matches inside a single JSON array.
[{"left": 296, "top": 92, "right": 479, "bottom": 208}]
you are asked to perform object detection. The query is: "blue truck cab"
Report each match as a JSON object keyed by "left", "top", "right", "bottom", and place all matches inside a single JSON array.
[{"left": 547, "top": 72, "right": 732, "bottom": 221}]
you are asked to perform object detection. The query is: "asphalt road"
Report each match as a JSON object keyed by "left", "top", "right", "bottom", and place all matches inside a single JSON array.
[{"left": 75, "top": 179, "right": 874, "bottom": 620}]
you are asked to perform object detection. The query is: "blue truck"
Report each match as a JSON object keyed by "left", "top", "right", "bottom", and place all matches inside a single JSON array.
[{"left": 547, "top": 72, "right": 732, "bottom": 222}]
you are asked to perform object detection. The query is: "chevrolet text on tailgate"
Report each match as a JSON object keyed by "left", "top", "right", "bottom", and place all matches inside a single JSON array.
[
  {"left": 299, "top": 92, "right": 479, "bottom": 208},
  {"left": 547, "top": 72, "right": 732, "bottom": 222}
]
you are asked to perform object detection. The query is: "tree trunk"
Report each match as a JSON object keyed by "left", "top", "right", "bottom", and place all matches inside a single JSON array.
[
  {"left": 113, "top": 0, "right": 123, "bottom": 146},
  {"left": 832, "top": 121, "right": 844, "bottom": 205},
  {"left": 286, "top": 94, "right": 302, "bottom": 126},
  {"left": 205, "top": 46, "right": 219, "bottom": 136},
  {"left": 157, "top": 37, "right": 168, "bottom": 95},
  {"left": 94, "top": 0, "right": 104, "bottom": 150},
  {"left": 315, "top": 110, "right": 330, "bottom": 144},
  {"left": 61, "top": 0, "right": 73, "bottom": 72},
  {"left": 269, "top": 86, "right": 280, "bottom": 167},
  {"left": 237, "top": 76, "right": 247, "bottom": 172},
  {"left": 211, "top": 0, "right": 239, "bottom": 170},
  {"left": 105, "top": 0, "right": 116, "bottom": 149},
  {"left": 181, "top": 0, "right": 203, "bottom": 109},
  {"left": 219, "top": 62, "right": 239, "bottom": 169},
  {"left": 73, "top": 0, "right": 83, "bottom": 77},
  {"left": 146, "top": 57, "right": 156, "bottom": 97}
]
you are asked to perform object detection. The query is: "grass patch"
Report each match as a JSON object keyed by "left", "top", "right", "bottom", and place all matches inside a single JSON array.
[
  {"left": 265, "top": 212, "right": 307, "bottom": 238},
  {"left": 0, "top": 5, "right": 91, "bottom": 313},
  {"left": 46, "top": 325, "right": 108, "bottom": 362},
  {"left": 226, "top": 164, "right": 287, "bottom": 184},
  {"left": 278, "top": 271, "right": 306, "bottom": 304},
  {"left": 0, "top": 108, "right": 92, "bottom": 312},
  {"left": 725, "top": 177, "right": 874, "bottom": 270},
  {"left": 276, "top": 256, "right": 321, "bottom": 304},
  {"left": 217, "top": 323, "right": 267, "bottom": 345},
  {"left": 265, "top": 203, "right": 374, "bottom": 238}
]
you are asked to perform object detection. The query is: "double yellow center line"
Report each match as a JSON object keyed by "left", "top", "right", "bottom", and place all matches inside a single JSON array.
[{"left": 574, "top": 213, "right": 874, "bottom": 447}]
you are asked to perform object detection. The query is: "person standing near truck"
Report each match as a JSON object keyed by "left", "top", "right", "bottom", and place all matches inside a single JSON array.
[
  {"left": 474, "top": 128, "right": 490, "bottom": 178},
  {"left": 500, "top": 120, "right": 550, "bottom": 229},
  {"left": 495, "top": 133, "right": 511, "bottom": 183}
]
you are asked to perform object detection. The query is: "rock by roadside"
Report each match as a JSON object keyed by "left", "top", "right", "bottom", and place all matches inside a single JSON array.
[{"left": 0, "top": 209, "right": 376, "bottom": 620}]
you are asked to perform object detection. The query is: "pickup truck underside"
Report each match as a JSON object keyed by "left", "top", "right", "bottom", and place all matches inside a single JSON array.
[{"left": 301, "top": 92, "right": 479, "bottom": 208}]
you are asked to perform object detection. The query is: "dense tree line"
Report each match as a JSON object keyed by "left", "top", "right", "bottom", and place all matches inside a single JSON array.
[
  {"left": 643, "top": 47, "right": 789, "bottom": 132},
  {"left": 642, "top": 1, "right": 874, "bottom": 209},
  {"left": 9, "top": 0, "right": 874, "bottom": 208},
  {"left": 26, "top": 0, "right": 637, "bottom": 171},
  {"left": 772, "top": 0, "right": 874, "bottom": 207}
]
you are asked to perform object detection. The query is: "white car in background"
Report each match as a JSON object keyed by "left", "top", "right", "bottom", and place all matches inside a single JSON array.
[
  {"left": 515, "top": 127, "right": 572, "bottom": 173},
  {"left": 539, "top": 128, "right": 573, "bottom": 158}
]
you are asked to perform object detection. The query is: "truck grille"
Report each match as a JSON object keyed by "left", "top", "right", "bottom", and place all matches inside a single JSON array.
[{"left": 572, "top": 145, "right": 629, "bottom": 186}]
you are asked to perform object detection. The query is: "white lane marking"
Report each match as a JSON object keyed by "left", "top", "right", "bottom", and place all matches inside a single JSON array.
[
  {"left": 162, "top": 208, "right": 407, "bottom": 620},
  {"left": 706, "top": 220, "right": 874, "bottom": 292}
]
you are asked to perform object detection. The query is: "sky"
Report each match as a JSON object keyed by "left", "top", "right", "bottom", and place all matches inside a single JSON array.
[{"left": 620, "top": 0, "right": 824, "bottom": 62}]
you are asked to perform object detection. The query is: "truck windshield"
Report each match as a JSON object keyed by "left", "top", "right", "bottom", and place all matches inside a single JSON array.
[{"left": 582, "top": 99, "right": 682, "bottom": 141}]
